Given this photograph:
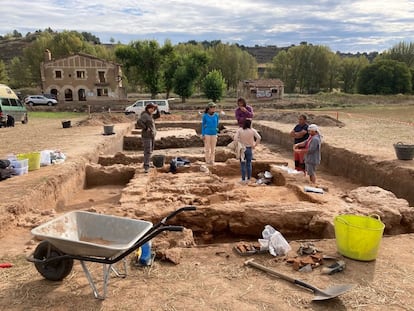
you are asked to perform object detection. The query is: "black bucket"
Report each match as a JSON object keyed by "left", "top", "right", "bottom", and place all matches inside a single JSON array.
[
  {"left": 62, "top": 120, "right": 71, "bottom": 128},
  {"left": 152, "top": 155, "right": 165, "bottom": 168},
  {"left": 103, "top": 125, "right": 114, "bottom": 135},
  {"left": 393, "top": 142, "right": 414, "bottom": 160}
]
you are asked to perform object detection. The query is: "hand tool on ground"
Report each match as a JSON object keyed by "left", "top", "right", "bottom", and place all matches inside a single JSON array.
[{"left": 244, "top": 259, "right": 354, "bottom": 301}]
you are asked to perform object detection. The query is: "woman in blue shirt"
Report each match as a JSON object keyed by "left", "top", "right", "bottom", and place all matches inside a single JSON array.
[{"left": 202, "top": 102, "right": 220, "bottom": 165}]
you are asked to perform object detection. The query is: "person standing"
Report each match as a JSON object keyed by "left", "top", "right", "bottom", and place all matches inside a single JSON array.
[
  {"left": 202, "top": 102, "right": 220, "bottom": 165},
  {"left": 235, "top": 97, "right": 254, "bottom": 127},
  {"left": 234, "top": 119, "right": 261, "bottom": 184},
  {"left": 139, "top": 103, "right": 160, "bottom": 173},
  {"left": 294, "top": 124, "right": 322, "bottom": 184},
  {"left": 290, "top": 114, "right": 309, "bottom": 171}
]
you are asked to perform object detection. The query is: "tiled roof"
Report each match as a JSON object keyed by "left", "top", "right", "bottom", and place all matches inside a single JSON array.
[{"left": 241, "top": 79, "right": 284, "bottom": 87}]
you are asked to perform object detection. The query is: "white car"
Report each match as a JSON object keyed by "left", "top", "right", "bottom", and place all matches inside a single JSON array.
[
  {"left": 125, "top": 99, "right": 170, "bottom": 115},
  {"left": 24, "top": 95, "right": 58, "bottom": 106}
]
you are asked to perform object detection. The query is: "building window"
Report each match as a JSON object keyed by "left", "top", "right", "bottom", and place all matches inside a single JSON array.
[
  {"left": 98, "top": 71, "right": 106, "bottom": 83},
  {"left": 97, "top": 88, "right": 108, "bottom": 96},
  {"left": 76, "top": 70, "right": 86, "bottom": 79},
  {"left": 55, "top": 70, "right": 62, "bottom": 79}
]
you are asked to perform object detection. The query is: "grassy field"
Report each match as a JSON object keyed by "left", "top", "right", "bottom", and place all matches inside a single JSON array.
[{"left": 27, "top": 111, "right": 87, "bottom": 119}]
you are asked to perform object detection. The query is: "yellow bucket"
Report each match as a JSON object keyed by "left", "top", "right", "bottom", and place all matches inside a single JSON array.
[
  {"left": 17, "top": 152, "right": 41, "bottom": 171},
  {"left": 334, "top": 214, "right": 385, "bottom": 261}
]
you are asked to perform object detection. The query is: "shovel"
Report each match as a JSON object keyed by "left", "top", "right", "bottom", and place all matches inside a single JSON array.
[{"left": 244, "top": 259, "right": 354, "bottom": 301}]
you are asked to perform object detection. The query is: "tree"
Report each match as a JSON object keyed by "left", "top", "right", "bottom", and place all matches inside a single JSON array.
[
  {"left": 173, "top": 65, "right": 194, "bottom": 103},
  {"left": 327, "top": 53, "right": 341, "bottom": 91},
  {"left": 162, "top": 51, "right": 180, "bottom": 99},
  {"left": 8, "top": 57, "right": 32, "bottom": 88},
  {"left": 381, "top": 41, "right": 414, "bottom": 68},
  {"left": 266, "top": 50, "right": 292, "bottom": 91},
  {"left": 357, "top": 59, "right": 412, "bottom": 94},
  {"left": 207, "top": 43, "right": 257, "bottom": 90},
  {"left": 173, "top": 51, "right": 209, "bottom": 102},
  {"left": 115, "top": 40, "right": 174, "bottom": 97},
  {"left": 0, "top": 60, "right": 8, "bottom": 84},
  {"left": 81, "top": 32, "right": 101, "bottom": 44},
  {"left": 339, "top": 56, "right": 369, "bottom": 93},
  {"left": 202, "top": 70, "right": 227, "bottom": 102}
]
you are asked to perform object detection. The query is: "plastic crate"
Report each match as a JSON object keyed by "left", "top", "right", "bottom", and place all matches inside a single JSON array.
[
  {"left": 13, "top": 166, "right": 29, "bottom": 176},
  {"left": 11, "top": 159, "right": 29, "bottom": 168}
]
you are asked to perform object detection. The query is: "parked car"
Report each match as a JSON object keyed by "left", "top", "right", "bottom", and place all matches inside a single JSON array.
[
  {"left": 24, "top": 95, "right": 58, "bottom": 106},
  {"left": 43, "top": 93, "right": 58, "bottom": 101},
  {"left": 125, "top": 99, "right": 170, "bottom": 115}
]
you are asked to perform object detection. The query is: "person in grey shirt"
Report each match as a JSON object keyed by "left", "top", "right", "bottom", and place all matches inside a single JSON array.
[
  {"left": 293, "top": 124, "right": 322, "bottom": 184},
  {"left": 139, "top": 103, "right": 160, "bottom": 173}
]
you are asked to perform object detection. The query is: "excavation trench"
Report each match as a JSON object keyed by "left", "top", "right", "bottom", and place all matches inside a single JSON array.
[
  {"left": 5, "top": 121, "right": 412, "bottom": 244},
  {"left": 66, "top": 121, "right": 414, "bottom": 245}
]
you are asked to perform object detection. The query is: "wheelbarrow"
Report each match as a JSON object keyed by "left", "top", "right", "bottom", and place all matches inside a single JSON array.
[{"left": 27, "top": 206, "right": 196, "bottom": 299}]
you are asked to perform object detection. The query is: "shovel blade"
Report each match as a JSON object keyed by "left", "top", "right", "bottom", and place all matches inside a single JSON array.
[{"left": 312, "top": 284, "right": 355, "bottom": 301}]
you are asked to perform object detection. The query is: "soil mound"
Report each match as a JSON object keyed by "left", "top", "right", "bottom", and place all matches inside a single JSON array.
[
  {"left": 255, "top": 111, "right": 345, "bottom": 127},
  {"left": 77, "top": 113, "right": 134, "bottom": 126}
]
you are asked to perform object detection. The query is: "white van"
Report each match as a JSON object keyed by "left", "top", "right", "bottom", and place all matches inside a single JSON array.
[
  {"left": 0, "top": 84, "right": 28, "bottom": 127},
  {"left": 125, "top": 99, "right": 170, "bottom": 115}
]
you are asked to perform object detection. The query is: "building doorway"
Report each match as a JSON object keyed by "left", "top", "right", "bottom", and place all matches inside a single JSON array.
[
  {"left": 78, "top": 89, "right": 86, "bottom": 101},
  {"left": 64, "top": 89, "right": 73, "bottom": 101}
]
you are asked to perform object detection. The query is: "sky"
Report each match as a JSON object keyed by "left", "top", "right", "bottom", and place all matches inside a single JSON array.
[{"left": 1, "top": 0, "right": 414, "bottom": 53}]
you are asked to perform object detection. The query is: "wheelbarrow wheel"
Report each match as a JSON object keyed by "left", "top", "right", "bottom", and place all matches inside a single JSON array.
[{"left": 33, "top": 241, "right": 74, "bottom": 281}]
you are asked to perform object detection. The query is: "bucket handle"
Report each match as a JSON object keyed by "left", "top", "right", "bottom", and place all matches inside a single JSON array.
[
  {"left": 335, "top": 215, "right": 349, "bottom": 226},
  {"left": 335, "top": 214, "right": 381, "bottom": 225},
  {"left": 369, "top": 214, "right": 381, "bottom": 221}
]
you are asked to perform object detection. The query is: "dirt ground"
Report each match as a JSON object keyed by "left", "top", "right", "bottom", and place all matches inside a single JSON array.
[{"left": 0, "top": 109, "right": 414, "bottom": 311}]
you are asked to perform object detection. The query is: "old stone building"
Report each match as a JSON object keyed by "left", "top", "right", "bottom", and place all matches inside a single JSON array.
[
  {"left": 237, "top": 79, "right": 284, "bottom": 100},
  {"left": 40, "top": 50, "right": 126, "bottom": 101}
]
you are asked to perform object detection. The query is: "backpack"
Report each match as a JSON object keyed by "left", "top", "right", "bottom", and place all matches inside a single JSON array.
[
  {"left": 0, "top": 168, "right": 13, "bottom": 181},
  {"left": 0, "top": 159, "right": 10, "bottom": 169},
  {"left": 136, "top": 118, "right": 147, "bottom": 130}
]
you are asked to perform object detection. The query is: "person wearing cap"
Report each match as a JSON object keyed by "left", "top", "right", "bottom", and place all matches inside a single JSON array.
[
  {"left": 290, "top": 114, "right": 309, "bottom": 172},
  {"left": 202, "top": 102, "right": 220, "bottom": 165},
  {"left": 139, "top": 102, "right": 160, "bottom": 173},
  {"left": 235, "top": 97, "right": 254, "bottom": 127},
  {"left": 293, "top": 124, "right": 322, "bottom": 184}
]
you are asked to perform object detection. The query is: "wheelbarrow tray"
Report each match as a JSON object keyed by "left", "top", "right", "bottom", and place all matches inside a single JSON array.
[{"left": 31, "top": 211, "right": 153, "bottom": 258}]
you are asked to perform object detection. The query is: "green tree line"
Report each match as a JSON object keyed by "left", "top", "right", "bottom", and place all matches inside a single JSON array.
[
  {"left": 266, "top": 41, "right": 414, "bottom": 95},
  {"left": 1, "top": 29, "right": 414, "bottom": 98}
]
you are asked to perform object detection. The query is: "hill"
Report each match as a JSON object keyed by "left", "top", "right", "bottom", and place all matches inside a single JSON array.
[
  {"left": 0, "top": 34, "right": 38, "bottom": 63},
  {"left": 0, "top": 35, "right": 379, "bottom": 66}
]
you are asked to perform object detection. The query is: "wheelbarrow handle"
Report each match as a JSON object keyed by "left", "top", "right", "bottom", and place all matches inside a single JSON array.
[
  {"left": 164, "top": 225, "right": 185, "bottom": 232},
  {"left": 160, "top": 206, "right": 196, "bottom": 224}
]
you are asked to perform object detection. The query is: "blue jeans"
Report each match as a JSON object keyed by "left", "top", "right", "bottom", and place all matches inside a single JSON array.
[{"left": 240, "top": 147, "right": 253, "bottom": 180}]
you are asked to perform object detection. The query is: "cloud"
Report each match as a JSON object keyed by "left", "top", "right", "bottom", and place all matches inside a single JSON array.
[{"left": 1, "top": 0, "right": 413, "bottom": 53}]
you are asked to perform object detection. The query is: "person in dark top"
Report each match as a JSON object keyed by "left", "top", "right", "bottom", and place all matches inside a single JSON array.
[
  {"left": 290, "top": 114, "right": 309, "bottom": 171},
  {"left": 235, "top": 97, "right": 254, "bottom": 127},
  {"left": 139, "top": 103, "right": 160, "bottom": 173}
]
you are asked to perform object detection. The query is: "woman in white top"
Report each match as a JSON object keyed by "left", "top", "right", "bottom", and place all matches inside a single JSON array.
[{"left": 233, "top": 119, "right": 261, "bottom": 183}]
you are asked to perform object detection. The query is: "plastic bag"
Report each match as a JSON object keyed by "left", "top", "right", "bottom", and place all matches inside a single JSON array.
[{"left": 258, "top": 225, "right": 291, "bottom": 256}]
